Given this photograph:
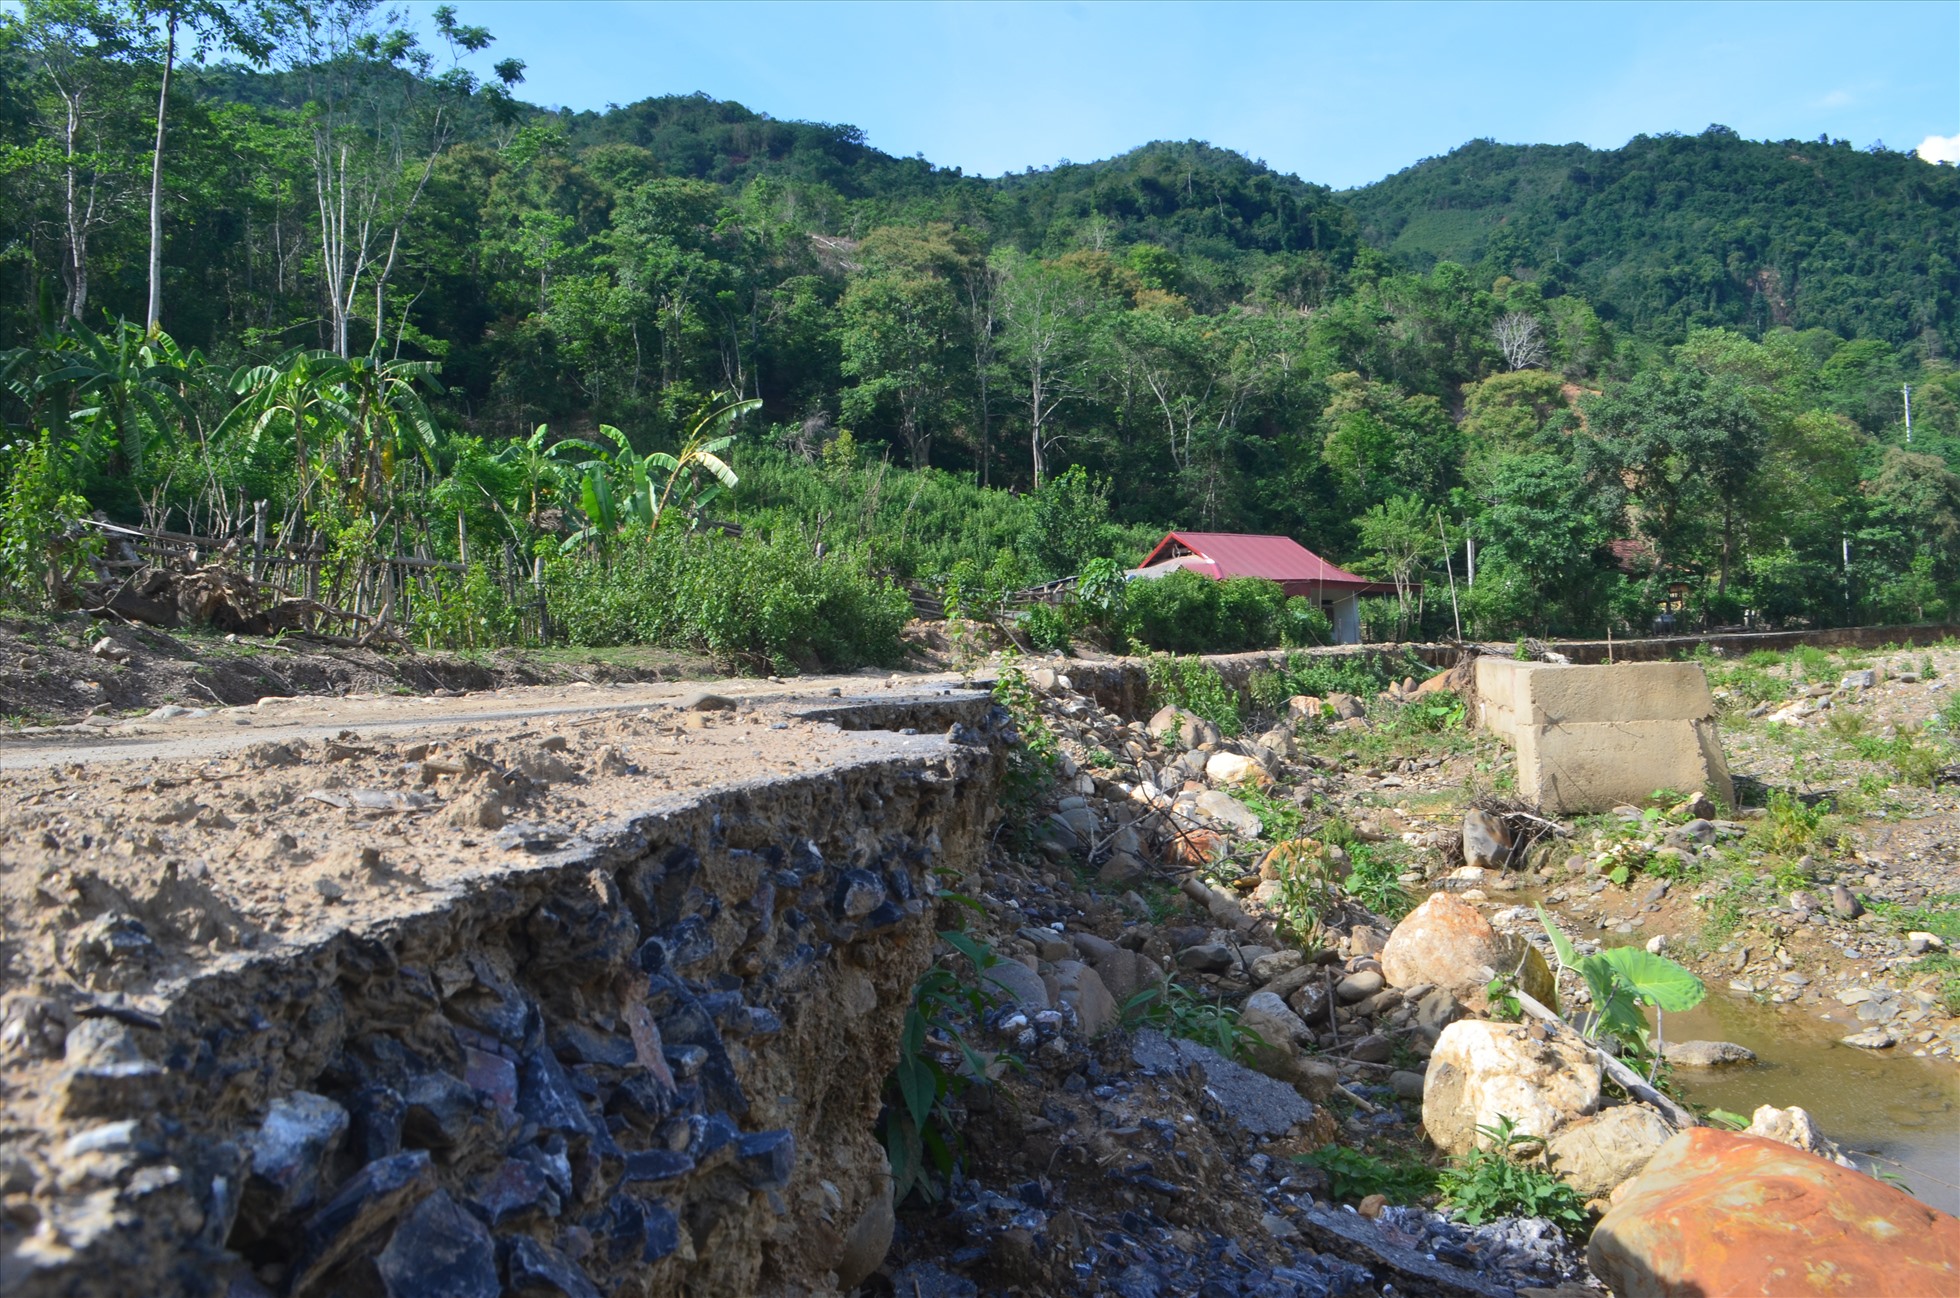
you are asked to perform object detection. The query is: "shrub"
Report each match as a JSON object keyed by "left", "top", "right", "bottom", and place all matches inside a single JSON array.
[
  {"left": 1021, "top": 601, "right": 1073, "bottom": 653},
  {"left": 544, "top": 528, "right": 909, "bottom": 672},
  {"left": 1145, "top": 653, "right": 1241, "bottom": 736},
  {"left": 1123, "top": 569, "right": 1287, "bottom": 653}
]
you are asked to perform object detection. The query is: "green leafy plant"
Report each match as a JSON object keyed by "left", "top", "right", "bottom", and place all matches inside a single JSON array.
[
  {"left": 992, "top": 650, "right": 1060, "bottom": 816},
  {"left": 1294, "top": 1144, "right": 1439, "bottom": 1203},
  {"left": 1122, "top": 979, "right": 1268, "bottom": 1061},
  {"left": 880, "top": 930, "right": 1011, "bottom": 1204},
  {"left": 1438, "top": 1116, "right": 1590, "bottom": 1238},
  {"left": 1346, "top": 843, "right": 1415, "bottom": 921},
  {"left": 1144, "top": 652, "right": 1242, "bottom": 736},
  {"left": 1538, "top": 905, "right": 1706, "bottom": 1059}
]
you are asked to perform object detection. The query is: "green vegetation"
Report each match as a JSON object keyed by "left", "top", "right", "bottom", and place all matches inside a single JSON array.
[
  {"left": 2, "top": 3, "right": 1957, "bottom": 658},
  {"left": 881, "top": 930, "right": 1013, "bottom": 1204},
  {"left": 1295, "top": 1143, "right": 1439, "bottom": 1204},
  {"left": 1144, "top": 653, "right": 1242, "bottom": 736},
  {"left": 1538, "top": 905, "right": 1707, "bottom": 1061},
  {"left": 1121, "top": 979, "right": 1267, "bottom": 1061},
  {"left": 1437, "top": 1116, "right": 1590, "bottom": 1239}
]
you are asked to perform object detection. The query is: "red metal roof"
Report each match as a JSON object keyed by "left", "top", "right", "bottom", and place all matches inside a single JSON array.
[{"left": 1137, "top": 532, "right": 1384, "bottom": 591}]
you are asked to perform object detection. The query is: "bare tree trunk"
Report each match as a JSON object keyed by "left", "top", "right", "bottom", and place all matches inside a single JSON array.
[
  {"left": 145, "top": 13, "right": 177, "bottom": 333},
  {"left": 61, "top": 92, "right": 88, "bottom": 319}
]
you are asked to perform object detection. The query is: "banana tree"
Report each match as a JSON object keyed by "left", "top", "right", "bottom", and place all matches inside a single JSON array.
[
  {"left": 560, "top": 397, "right": 755, "bottom": 552},
  {"left": 221, "top": 346, "right": 445, "bottom": 514}
]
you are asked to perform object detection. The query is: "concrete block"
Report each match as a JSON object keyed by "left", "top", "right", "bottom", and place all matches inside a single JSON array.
[{"left": 1474, "top": 658, "right": 1733, "bottom": 814}]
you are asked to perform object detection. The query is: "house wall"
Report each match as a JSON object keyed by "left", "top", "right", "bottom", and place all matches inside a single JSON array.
[{"left": 1332, "top": 595, "right": 1361, "bottom": 645}]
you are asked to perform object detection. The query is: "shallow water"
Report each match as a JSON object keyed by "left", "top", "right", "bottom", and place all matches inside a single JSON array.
[{"left": 1650, "top": 992, "right": 1960, "bottom": 1215}]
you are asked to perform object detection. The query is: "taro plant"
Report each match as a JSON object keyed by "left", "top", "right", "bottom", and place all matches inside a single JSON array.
[{"left": 1536, "top": 904, "right": 1705, "bottom": 1066}]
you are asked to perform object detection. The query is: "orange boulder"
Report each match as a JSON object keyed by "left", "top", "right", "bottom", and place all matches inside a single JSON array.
[{"left": 1589, "top": 1128, "right": 1960, "bottom": 1298}]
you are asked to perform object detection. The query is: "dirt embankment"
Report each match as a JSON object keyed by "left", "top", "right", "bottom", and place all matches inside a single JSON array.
[{"left": 0, "top": 682, "right": 1004, "bottom": 1298}]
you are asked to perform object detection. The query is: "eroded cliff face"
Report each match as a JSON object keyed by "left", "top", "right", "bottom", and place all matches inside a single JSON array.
[{"left": 1, "top": 691, "right": 1004, "bottom": 1298}]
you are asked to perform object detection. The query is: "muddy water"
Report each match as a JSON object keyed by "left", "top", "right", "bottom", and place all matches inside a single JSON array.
[{"left": 1651, "top": 993, "right": 1960, "bottom": 1215}]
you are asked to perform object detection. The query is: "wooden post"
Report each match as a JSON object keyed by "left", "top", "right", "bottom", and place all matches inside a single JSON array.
[
  {"left": 456, "top": 510, "right": 468, "bottom": 569},
  {"left": 252, "top": 499, "right": 266, "bottom": 582}
]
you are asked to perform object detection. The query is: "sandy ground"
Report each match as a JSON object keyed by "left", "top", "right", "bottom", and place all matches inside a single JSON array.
[{"left": 0, "top": 672, "right": 980, "bottom": 1006}]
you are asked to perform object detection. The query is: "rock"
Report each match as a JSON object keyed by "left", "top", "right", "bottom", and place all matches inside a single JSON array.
[
  {"left": 506, "top": 1236, "right": 601, "bottom": 1298},
  {"left": 1660, "top": 1040, "right": 1755, "bottom": 1069},
  {"left": 1841, "top": 1026, "right": 1896, "bottom": 1050},
  {"left": 1176, "top": 943, "right": 1235, "bottom": 974},
  {"left": 1357, "top": 1193, "right": 1389, "bottom": 1219},
  {"left": 1830, "top": 884, "right": 1864, "bottom": 919},
  {"left": 1051, "top": 961, "right": 1118, "bottom": 1037},
  {"left": 1461, "top": 810, "right": 1513, "bottom": 869},
  {"left": 982, "top": 960, "right": 1051, "bottom": 1011},
  {"left": 1204, "top": 751, "right": 1265, "bottom": 787},
  {"left": 1286, "top": 694, "right": 1323, "bottom": 718},
  {"left": 1389, "top": 1070, "right": 1426, "bottom": 1102},
  {"left": 374, "top": 1190, "right": 499, "bottom": 1298},
  {"left": 1097, "top": 851, "right": 1146, "bottom": 886},
  {"left": 239, "top": 1092, "right": 349, "bottom": 1236},
  {"left": 1838, "top": 668, "right": 1879, "bottom": 690},
  {"left": 1240, "top": 991, "right": 1312, "bottom": 1046},
  {"left": 674, "top": 689, "right": 737, "bottom": 711},
  {"left": 1325, "top": 692, "right": 1365, "bottom": 721},
  {"left": 292, "top": 1151, "right": 438, "bottom": 1294},
  {"left": 1249, "top": 949, "right": 1303, "bottom": 985},
  {"left": 1336, "top": 970, "right": 1383, "bottom": 1002},
  {"left": 1672, "top": 792, "right": 1717, "bottom": 819},
  {"left": 90, "top": 636, "right": 130, "bottom": 662},
  {"left": 1422, "top": 1020, "right": 1601, "bottom": 1156},
  {"left": 1194, "top": 789, "right": 1262, "bottom": 837},
  {"left": 1742, "top": 1105, "right": 1856, "bottom": 1167},
  {"left": 1131, "top": 1029, "right": 1315, "bottom": 1136},
  {"left": 1545, "top": 1104, "right": 1676, "bottom": 1198},
  {"left": 1380, "top": 893, "right": 1557, "bottom": 1013},
  {"left": 1348, "top": 1034, "right": 1394, "bottom": 1064},
  {"left": 1907, "top": 930, "right": 1946, "bottom": 954},
  {"left": 1589, "top": 1129, "right": 1960, "bottom": 1298}
]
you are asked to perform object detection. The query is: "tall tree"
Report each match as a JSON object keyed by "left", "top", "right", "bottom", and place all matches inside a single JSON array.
[{"left": 130, "top": 0, "right": 273, "bottom": 333}]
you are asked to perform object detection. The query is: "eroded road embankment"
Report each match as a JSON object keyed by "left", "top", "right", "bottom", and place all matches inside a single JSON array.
[{"left": 0, "top": 676, "right": 1004, "bottom": 1298}]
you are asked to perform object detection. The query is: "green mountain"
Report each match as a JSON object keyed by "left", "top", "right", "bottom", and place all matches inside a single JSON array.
[{"left": 1338, "top": 127, "right": 1960, "bottom": 350}]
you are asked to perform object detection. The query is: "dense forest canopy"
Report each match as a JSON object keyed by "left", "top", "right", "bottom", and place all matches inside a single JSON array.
[{"left": 2, "top": 0, "right": 1957, "bottom": 656}]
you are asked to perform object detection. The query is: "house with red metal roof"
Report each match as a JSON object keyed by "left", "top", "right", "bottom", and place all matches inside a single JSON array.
[{"left": 1127, "top": 531, "right": 1402, "bottom": 644}]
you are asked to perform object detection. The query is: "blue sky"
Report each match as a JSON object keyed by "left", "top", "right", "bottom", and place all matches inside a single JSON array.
[{"left": 425, "top": 1, "right": 1958, "bottom": 188}]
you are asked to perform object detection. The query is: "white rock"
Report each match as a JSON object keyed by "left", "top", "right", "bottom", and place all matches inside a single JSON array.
[{"left": 1421, "top": 1020, "right": 1601, "bottom": 1156}]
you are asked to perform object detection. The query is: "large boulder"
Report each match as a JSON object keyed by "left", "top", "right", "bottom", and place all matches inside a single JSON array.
[
  {"left": 1545, "top": 1103, "right": 1676, "bottom": 1198},
  {"left": 1380, "top": 893, "right": 1557, "bottom": 1012},
  {"left": 1461, "top": 810, "right": 1514, "bottom": 869},
  {"left": 1589, "top": 1129, "right": 1960, "bottom": 1298},
  {"left": 1422, "top": 1020, "right": 1600, "bottom": 1156}
]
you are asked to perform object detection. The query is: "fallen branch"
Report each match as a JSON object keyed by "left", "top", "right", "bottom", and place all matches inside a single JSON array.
[{"left": 1512, "top": 988, "right": 1698, "bottom": 1129}]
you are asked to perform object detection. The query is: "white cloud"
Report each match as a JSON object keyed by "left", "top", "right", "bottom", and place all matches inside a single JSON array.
[
  {"left": 1815, "top": 89, "right": 1854, "bottom": 108},
  {"left": 1919, "top": 133, "right": 1960, "bottom": 164}
]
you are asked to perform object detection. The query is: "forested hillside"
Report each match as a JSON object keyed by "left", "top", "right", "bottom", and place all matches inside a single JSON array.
[
  {"left": 1342, "top": 130, "right": 1960, "bottom": 353},
  {"left": 2, "top": 0, "right": 1957, "bottom": 661}
]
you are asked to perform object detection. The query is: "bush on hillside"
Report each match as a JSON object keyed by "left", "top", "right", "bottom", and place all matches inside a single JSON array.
[{"left": 544, "top": 528, "right": 910, "bottom": 672}]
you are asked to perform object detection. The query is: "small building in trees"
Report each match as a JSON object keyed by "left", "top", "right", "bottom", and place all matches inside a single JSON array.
[{"left": 1128, "top": 531, "right": 1401, "bottom": 644}]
